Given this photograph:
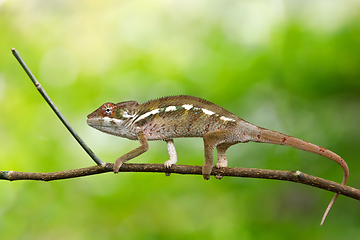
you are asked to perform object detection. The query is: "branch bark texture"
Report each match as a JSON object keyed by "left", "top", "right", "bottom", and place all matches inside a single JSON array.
[{"left": 1, "top": 163, "right": 359, "bottom": 201}]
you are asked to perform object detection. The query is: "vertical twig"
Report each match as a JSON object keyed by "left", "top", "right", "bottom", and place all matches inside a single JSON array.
[{"left": 11, "top": 48, "right": 105, "bottom": 167}]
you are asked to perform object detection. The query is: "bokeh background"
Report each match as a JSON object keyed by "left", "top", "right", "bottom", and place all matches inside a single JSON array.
[{"left": 1, "top": 0, "right": 360, "bottom": 239}]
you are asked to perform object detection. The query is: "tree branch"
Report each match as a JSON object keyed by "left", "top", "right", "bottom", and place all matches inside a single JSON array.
[{"left": 1, "top": 163, "right": 359, "bottom": 201}]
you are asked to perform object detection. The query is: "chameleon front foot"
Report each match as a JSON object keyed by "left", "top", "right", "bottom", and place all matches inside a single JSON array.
[
  {"left": 164, "top": 160, "right": 176, "bottom": 177},
  {"left": 113, "top": 165, "right": 121, "bottom": 174},
  {"left": 164, "top": 139, "right": 177, "bottom": 177},
  {"left": 114, "top": 159, "right": 124, "bottom": 174},
  {"left": 164, "top": 159, "right": 176, "bottom": 168}
]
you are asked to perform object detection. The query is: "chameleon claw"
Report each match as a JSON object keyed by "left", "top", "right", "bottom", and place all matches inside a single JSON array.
[
  {"left": 203, "top": 175, "right": 211, "bottom": 180},
  {"left": 215, "top": 174, "right": 223, "bottom": 180},
  {"left": 214, "top": 163, "right": 226, "bottom": 180},
  {"left": 202, "top": 164, "right": 212, "bottom": 180},
  {"left": 164, "top": 160, "right": 174, "bottom": 177},
  {"left": 164, "top": 160, "right": 174, "bottom": 168}
]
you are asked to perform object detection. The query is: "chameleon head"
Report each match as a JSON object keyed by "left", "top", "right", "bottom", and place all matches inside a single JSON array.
[{"left": 87, "top": 101, "right": 139, "bottom": 139}]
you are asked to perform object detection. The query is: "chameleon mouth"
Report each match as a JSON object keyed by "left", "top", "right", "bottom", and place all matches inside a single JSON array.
[
  {"left": 86, "top": 118, "right": 98, "bottom": 127},
  {"left": 86, "top": 117, "right": 137, "bottom": 140},
  {"left": 86, "top": 118, "right": 115, "bottom": 134},
  {"left": 86, "top": 118, "right": 112, "bottom": 130},
  {"left": 86, "top": 117, "right": 122, "bottom": 131}
]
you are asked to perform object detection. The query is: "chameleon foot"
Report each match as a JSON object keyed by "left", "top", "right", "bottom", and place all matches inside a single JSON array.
[
  {"left": 214, "top": 162, "right": 227, "bottom": 179},
  {"left": 215, "top": 174, "right": 223, "bottom": 180},
  {"left": 114, "top": 159, "right": 124, "bottom": 174},
  {"left": 215, "top": 161, "right": 227, "bottom": 169},
  {"left": 164, "top": 160, "right": 174, "bottom": 168},
  {"left": 203, "top": 175, "right": 211, "bottom": 180},
  {"left": 164, "top": 159, "right": 176, "bottom": 177}
]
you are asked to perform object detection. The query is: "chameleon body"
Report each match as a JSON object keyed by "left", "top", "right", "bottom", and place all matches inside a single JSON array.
[{"left": 87, "top": 95, "right": 349, "bottom": 225}]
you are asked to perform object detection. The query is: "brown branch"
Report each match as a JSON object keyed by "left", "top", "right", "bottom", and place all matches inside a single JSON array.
[{"left": 1, "top": 163, "right": 359, "bottom": 201}]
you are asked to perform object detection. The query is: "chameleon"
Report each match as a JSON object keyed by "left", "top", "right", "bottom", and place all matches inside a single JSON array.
[{"left": 87, "top": 95, "right": 349, "bottom": 225}]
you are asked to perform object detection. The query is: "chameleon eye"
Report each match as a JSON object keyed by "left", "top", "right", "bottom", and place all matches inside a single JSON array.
[{"left": 100, "top": 103, "right": 115, "bottom": 117}]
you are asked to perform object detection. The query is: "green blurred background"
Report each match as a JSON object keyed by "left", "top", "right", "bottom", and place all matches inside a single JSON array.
[{"left": 1, "top": 0, "right": 360, "bottom": 239}]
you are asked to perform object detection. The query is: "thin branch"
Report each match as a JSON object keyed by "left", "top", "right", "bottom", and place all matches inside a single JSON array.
[
  {"left": 11, "top": 48, "right": 104, "bottom": 166},
  {"left": 1, "top": 163, "right": 359, "bottom": 201}
]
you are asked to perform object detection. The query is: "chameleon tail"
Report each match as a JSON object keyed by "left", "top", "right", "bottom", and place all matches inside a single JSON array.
[
  {"left": 320, "top": 193, "right": 339, "bottom": 225},
  {"left": 251, "top": 127, "right": 349, "bottom": 225}
]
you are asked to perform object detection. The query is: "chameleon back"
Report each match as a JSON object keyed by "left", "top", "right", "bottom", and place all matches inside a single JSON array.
[{"left": 134, "top": 95, "right": 240, "bottom": 140}]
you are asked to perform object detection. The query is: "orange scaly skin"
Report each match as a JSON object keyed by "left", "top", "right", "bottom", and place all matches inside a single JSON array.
[{"left": 87, "top": 95, "right": 349, "bottom": 225}]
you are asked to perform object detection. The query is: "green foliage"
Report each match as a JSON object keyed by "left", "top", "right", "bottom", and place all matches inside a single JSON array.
[{"left": 0, "top": 1, "right": 360, "bottom": 239}]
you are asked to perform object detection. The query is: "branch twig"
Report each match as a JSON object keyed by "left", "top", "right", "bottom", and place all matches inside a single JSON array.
[
  {"left": 11, "top": 48, "right": 104, "bottom": 166},
  {"left": 1, "top": 163, "right": 359, "bottom": 201}
]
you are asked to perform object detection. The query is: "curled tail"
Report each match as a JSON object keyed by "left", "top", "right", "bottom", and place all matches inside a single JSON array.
[{"left": 252, "top": 127, "right": 349, "bottom": 225}]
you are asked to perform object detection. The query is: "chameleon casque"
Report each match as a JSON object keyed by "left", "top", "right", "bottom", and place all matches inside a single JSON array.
[{"left": 87, "top": 95, "right": 349, "bottom": 225}]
